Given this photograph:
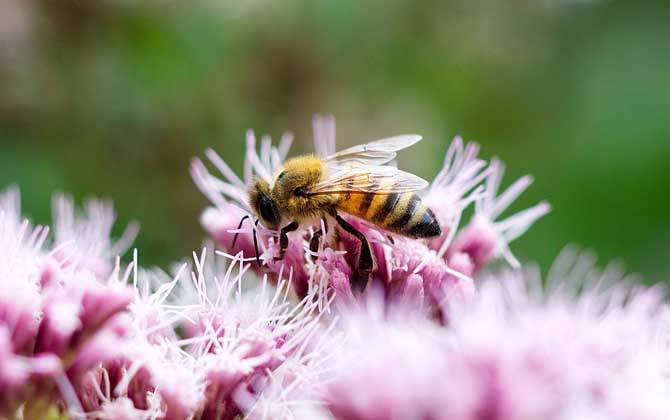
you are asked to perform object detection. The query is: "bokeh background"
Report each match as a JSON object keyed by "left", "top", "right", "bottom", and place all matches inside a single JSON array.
[{"left": 1, "top": 0, "right": 668, "bottom": 281}]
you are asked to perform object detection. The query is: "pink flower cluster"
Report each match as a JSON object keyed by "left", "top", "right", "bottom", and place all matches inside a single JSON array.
[
  {"left": 0, "top": 188, "right": 134, "bottom": 418},
  {"left": 2, "top": 116, "right": 668, "bottom": 420},
  {"left": 74, "top": 250, "right": 327, "bottom": 420},
  {"left": 0, "top": 188, "right": 327, "bottom": 419},
  {"left": 316, "top": 249, "right": 670, "bottom": 420},
  {"left": 192, "top": 116, "right": 550, "bottom": 313}
]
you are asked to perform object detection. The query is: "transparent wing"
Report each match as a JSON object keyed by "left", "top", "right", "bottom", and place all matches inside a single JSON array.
[
  {"left": 325, "top": 135, "right": 422, "bottom": 170},
  {"left": 307, "top": 166, "right": 429, "bottom": 195}
]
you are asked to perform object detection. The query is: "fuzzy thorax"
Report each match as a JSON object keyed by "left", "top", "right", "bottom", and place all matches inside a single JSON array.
[
  {"left": 249, "top": 155, "right": 337, "bottom": 229},
  {"left": 272, "top": 155, "right": 337, "bottom": 223}
]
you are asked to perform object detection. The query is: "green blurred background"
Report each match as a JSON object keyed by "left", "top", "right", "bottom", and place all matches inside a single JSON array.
[{"left": 1, "top": 0, "right": 668, "bottom": 281}]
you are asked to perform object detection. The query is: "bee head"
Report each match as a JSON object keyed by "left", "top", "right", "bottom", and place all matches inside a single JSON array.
[{"left": 249, "top": 180, "right": 281, "bottom": 230}]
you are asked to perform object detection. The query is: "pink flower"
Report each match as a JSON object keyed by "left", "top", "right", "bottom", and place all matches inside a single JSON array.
[
  {"left": 317, "top": 250, "right": 670, "bottom": 420},
  {"left": 321, "top": 215, "right": 475, "bottom": 314},
  {"left": 200, "top": 206, "right": 259, "bottom": 262},
  {"left": 177, "top": 251, "right": 325, "bottom": 418},
  {"left": 0, "top": 187, "right": 46, "bottom": 352},
  {"left": 77, "top": 366, "right": 163, "bottom": 420},
  {"left": 193, "top": 116, "right": 542, "bottom": 310},
  {"left": 323, "top": 295, "right": 452, "bottom": 420},
  {"left": 422, "top": 136, "right": 490, "bottom": 257},
  {"left": 51, "top": 194, "right": 139, "bottom": 279},
  {"left": 0, "top": 325, "right": 61, "bottom": 414},
  {"left": 2, "top": 116, "right": 664, "bottom": 420},
  {"left": 447, "top": 159, "right": 550, "bottom": 271},
  {"left": 75, "top": 249, "right": 329, "bottom": 420},
  {"left": 0, "top": 187, "right": 135, "bottom": 418}
]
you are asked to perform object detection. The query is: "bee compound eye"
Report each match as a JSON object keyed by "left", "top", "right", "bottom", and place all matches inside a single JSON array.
[{"left": 259, "top": 195, "right": 278, "bottom": 226}]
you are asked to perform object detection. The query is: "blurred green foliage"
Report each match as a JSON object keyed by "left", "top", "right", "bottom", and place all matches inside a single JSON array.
[{"left": 1, "top": 0, "right": 668, "bottom": 280}]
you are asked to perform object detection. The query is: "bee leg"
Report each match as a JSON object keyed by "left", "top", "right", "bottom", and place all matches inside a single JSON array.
[
  {"left": 274, "top": 221, "right": 299, "bottom": 261},
  {"left": 309, "top": 218, "right": 328, "bottom": 260},
  {"left": 309, "top": 230, "right": 322, "bottom": 260},
  {"left": 334, "top": 214, "right": 373, "bottom": 293},
  {"left": 231, "top": 215, "right": 250, "bottom": 250},
  {"left": 253, "top": 219, "right": 261, "bottom": 267}
]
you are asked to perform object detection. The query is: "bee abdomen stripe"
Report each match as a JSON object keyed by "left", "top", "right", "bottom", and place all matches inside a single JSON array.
[
  {"left": 406, "top": 208, "right": 441, "bottom": 237},
  {"left": 389, "top": 194, "right": 420, "bottom": 230},
  {"left": 373, "top": 193, "right": 401, "bottom": 223},
  {"left": 358, "top": 179, "right": 381, "bottom": 214}
]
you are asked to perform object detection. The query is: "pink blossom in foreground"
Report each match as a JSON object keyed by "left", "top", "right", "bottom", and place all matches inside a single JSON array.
[
  {"left": 192, "top": 116, "right": 548, "bottom": 312},
  {"left": 315, "top": 249, "right": 670, "bottom": 420},
  {"left": 73, "top": 248, "right": 330, "bottom": 420},
  {"left": 0, "top": 187, "right": 134, "bottom": 418},
  {"left": 1, "top": 186, "right": 334, "bottom": 419}
]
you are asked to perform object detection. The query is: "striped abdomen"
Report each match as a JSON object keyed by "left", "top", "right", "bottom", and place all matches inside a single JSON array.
[{"left": 336, "top": 186, "right": 441, "bottom": 238}]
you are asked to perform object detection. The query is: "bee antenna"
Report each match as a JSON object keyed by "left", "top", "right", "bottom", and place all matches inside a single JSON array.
[
  {"left": 231, "top": 215, "right": 250, "bottom": 250},
  {"left": 253, "top": 219, "right": 261, "bottom": 267}
]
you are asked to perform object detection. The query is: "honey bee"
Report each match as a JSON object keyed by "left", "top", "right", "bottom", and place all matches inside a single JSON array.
[{"left": 247, "top": 135, "right": 441, "bottom": 291}]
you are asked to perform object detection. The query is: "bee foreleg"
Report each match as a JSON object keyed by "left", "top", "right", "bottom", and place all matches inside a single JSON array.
[
  {"left": 253, "top": 219, "right": 261, "bottom": 267},
  {"left": 275, "top": 221, "right": 299, "bottom": 261},
  {"left": 309, "top": 218, "right": 328, "bottom": 259},
  {"left": 334, "top": 213, "right": 373, "bottom": 293},
  {"left": 309, "top": 230, "right": 322, "bottom": 258}
]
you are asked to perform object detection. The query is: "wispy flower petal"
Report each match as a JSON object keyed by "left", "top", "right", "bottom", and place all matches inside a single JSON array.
[
  {"left": 448, "top": 159, "right": 550, "bottom": 270},
  {"left": 52, "top": 194, "right": 139, "bottom": 278}
]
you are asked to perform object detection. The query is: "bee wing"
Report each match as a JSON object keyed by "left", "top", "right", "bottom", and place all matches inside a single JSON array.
[
  {"left": 307, "top": 166, "right": 429, "bottom": 195},
  {"left": 325, "top": 135, "right": 422, "bottom": 170}
]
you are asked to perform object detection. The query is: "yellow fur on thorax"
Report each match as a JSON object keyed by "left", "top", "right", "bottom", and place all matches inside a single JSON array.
[
  {"left": 272, "top": 155, "right": 336, "bottom": 222},
  {"left": 275, "top": 155, "right": 327, "bottom": 185}
]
